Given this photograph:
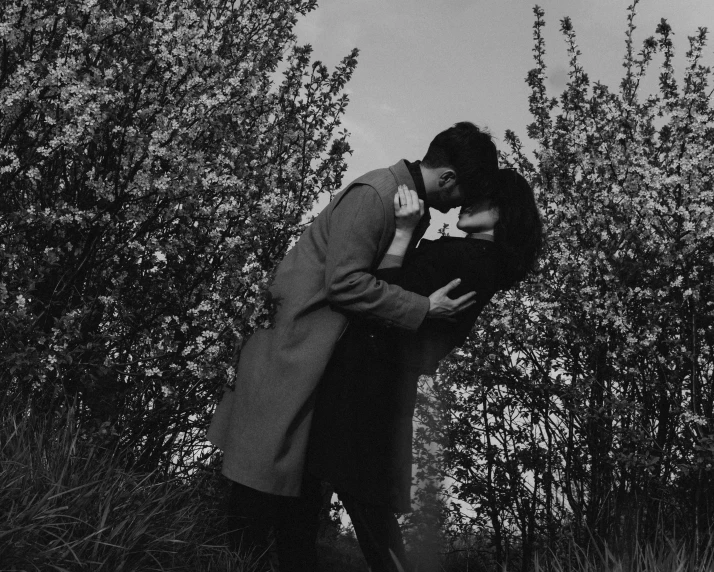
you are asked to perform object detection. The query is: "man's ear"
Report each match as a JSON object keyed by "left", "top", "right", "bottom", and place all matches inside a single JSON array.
[{"left": 438, "top": 169, "right": 457, "bottom": 188}]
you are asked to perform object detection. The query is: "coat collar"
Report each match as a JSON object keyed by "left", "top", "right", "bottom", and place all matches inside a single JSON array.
[
  {"left": 388, "top": 159, "right": 417, "bottom": 190},
  {"left": 405, "top": 160, "right": 427, "bottom": 201},
  {"left": 389, "top": 159, "right": 432, "bottom": 250}
]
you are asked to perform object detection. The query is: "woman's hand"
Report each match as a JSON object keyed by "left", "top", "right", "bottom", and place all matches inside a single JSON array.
[
  {"left": 378, "top": 186, "right": 425, "bottom": 267},
  {"left": 394, "top": 185, "right": 424, "bottom": 233}
]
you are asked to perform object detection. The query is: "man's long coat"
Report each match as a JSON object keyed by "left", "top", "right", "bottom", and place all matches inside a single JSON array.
[{"left": 207, "top": 160, "right": 431, "bottom": 497}]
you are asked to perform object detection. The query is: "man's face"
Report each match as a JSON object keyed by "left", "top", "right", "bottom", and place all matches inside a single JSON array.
[{"left": 430, "top": 182, "right": 465, "bottom": 213}]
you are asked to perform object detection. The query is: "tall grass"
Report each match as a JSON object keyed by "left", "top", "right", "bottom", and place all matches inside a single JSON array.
[
  {"left": 0, "top": 402, "right": 261, "bottom": 572},
  {"left": 533, "top": 538, "right": 714, "bottom": 572},
  {"left": 3, "top": 399, "right": 711, "bottom": 572},
  {"left": 437, "top": 533, "right": 714, "bottom": 572}
]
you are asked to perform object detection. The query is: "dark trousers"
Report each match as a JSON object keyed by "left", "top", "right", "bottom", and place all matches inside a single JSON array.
[
  {"left": 227, "top": 479, "right": 408, "bottom": 572},
  {"left": 227, "top": 476, "right": 322, "bottom": 571},
  {"left": 339, "top": 490, "right": 408, "bottom": 572}
]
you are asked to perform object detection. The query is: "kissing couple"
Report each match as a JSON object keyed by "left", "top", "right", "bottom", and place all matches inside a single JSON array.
[{"left": 208, "top": 122, "right": 543, "bottom": 571}]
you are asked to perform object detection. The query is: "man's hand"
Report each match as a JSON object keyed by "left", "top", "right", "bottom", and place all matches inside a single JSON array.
[{"left": 427, "top": 279, "right": 476, "bottom": 319}]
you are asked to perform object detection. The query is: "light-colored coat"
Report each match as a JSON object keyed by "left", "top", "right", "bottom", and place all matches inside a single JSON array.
[{"left": 207, "top": 160, "right": 430, "bottom": 496}]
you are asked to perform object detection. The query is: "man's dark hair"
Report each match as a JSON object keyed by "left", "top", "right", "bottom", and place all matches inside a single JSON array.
[
  {"left": 422, "top": 121, "right": 498, "bottom": 204},
  {"left": 489, "top": 169, "right": 543, "bottom": 289}
]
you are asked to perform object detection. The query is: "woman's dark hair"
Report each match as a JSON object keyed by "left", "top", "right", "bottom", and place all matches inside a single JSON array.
[
  {"left": 488, "top": 169, "right": 543, "bottom": 289},
  {"left": 422, "top": 122, "right": 498, "bottom": 204}
]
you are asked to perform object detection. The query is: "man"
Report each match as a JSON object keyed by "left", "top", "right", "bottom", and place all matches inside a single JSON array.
[{"left": 207, "top": 122, "right": 498, "bottom": 570}]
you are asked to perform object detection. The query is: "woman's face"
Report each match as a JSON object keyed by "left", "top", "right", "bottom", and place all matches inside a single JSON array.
[{"left": 456, "top": 200, "right": 499, "bottom": 233}]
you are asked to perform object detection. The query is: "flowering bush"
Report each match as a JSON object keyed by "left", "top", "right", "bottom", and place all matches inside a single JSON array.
[
  {"left": 0, "top": 0, "right": 357, "bottom": 472},
  {"left": 417, "top": 2, "right": 714, "bottom": 566}
]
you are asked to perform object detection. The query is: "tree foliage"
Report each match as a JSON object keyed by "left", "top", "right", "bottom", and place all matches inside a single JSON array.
[
  {"left": 0, "top": 0, "right": 357, "bottom": 473},
  {"left": 417, "top": 2, "right": 714, "bottom": 567}
]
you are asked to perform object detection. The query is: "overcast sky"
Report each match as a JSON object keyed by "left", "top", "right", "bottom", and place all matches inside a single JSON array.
[{"left": 293, "top": 0, "right": 714, "bottom": 237}]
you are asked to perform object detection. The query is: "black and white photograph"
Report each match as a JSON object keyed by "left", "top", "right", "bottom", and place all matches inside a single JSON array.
[{"left": 2, "top": 0, "right": 714, "bottom": 570}]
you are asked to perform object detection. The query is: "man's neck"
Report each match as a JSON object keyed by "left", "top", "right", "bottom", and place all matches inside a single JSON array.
[
  {"left": 418, "top": 163, "right": 446, "bottom": 208},
  {"left": 417, "top": 162, "right": 432, "bottom": 206}
]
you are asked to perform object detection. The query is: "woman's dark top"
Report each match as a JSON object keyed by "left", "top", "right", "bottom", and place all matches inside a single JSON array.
[{"left": 306, "top": 236, "right": 504, "bottom": 513}]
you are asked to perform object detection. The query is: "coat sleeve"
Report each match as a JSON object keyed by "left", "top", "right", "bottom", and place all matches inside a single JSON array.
[{"left": 324, "top": 185, "right": 430, "bottom": 331}]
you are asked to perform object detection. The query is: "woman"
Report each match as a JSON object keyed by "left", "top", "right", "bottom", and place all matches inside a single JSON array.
[{"left": 306, "top": 169, "right": 543, "bottom": 572}]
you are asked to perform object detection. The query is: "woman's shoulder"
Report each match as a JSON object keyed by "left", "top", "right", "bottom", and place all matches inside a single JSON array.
[
  {"left": 418, "top": 236, "right": 497, "bottom": 256},
  {"left": 418, "top": 236, "right": 502, "bottom": 285},
  {"left": 412, "top": 237, "right": 498, "bottom": 270}
]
